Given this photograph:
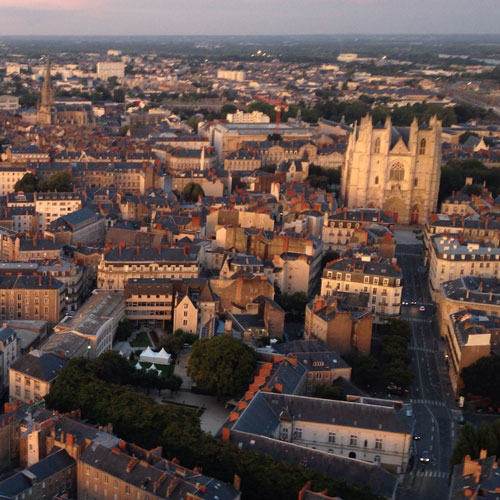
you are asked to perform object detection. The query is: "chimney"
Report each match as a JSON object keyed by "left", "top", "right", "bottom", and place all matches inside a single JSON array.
[
  {"left": 136, "top": 246, "right": 140, "bottom": 256},
  {"left": 224, "top": 319, "right": 232, "bottom": 335},
  {"left": 66, "top": 433, "right": 75, "bottom": 447},
  {"left": 38, "top": 275, "right": 42, "bottom": 286},
  {"left": 183, "top": 246, "right": 189, "bottom": 255}
]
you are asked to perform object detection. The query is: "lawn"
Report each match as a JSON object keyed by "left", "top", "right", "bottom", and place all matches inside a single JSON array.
[{"left": 130, "top": 331, "right": 151, "bottom": 348}]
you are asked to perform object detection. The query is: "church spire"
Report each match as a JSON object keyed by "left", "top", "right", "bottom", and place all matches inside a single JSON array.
[{"left": 41, "top": 57, "right": 54, "bottom": 108}]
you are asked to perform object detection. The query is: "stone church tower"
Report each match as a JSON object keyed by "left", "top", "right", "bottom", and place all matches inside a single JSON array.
[
  {"left": 37, "top": 58, "right": 55, "bottom": 126},
  {"left": 341, "top": 114, "right": 442, "bottom": 224}
]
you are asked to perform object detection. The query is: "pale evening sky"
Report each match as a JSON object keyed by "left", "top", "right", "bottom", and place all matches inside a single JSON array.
[{"left": 0, "top": 0, "right": 498, "bottom": 36}]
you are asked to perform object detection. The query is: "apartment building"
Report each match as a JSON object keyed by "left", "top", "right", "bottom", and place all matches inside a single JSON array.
[
  {"left": 0, "top": 166, "right": 28, "bottom": 196},
  {"left": 224, "top": 149, "right": 262, "bottom": 172},
  {"left": 8, "top": 349, "right": 67, "bottom": 403},
  {"left": 46, "top": 207, "right": 106, "bottom": 246},
  {"left": 0, "top": 275, "right": 65, "bottom": 325},
  {"left": 424, "top": 214, "right": 500, "bottom": 262},
  {"left": 97, "top": 246, "right": 199, "bottom": 290},
  {"left": 124, "top": 278, "right": 174, "bottom": 328},
  {"left": 166, "top": 147, "right": 217, "bottom": 173},
  {"left": 438, "top": 276, "right": 500, "bottom": 338},
  {"left": 0, "top": 259, "right": 88, "bottom": 312},
  {"left": 320, "top": 255, "right": 403, "bottom": 317},
  {"left": 442, "top": 309, "right": 500, "bottom": 394},
  {"left": 305, "top": 294, "right": 373, "bottom": 355},
  {"left": 0, "top": 325, "right": 19, "bottom": 389},
  {"left": 0, "top": 95, "right": 19, "bottom": 112},
  {"left": 53, "top": 291, "right": 124, "bottom": 358},
  {"left": 322, "top": 209, "right": 395, "bottom": 252},
  {"left": 34, "top": 192, "right": 82, "bottom": 231},
  {"left": 427, "top": 234, "right": 500, "bottom": 295}
]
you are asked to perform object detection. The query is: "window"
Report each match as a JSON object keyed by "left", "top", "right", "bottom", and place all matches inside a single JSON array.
[
  {"left": 414, "top": 177, "right": 418, "bottom": 187},
  {"left": 375, "top": 438, "right": 383, "bottom": 450},
  {"left": 374, "top": 137, "right": 381, "bottom": 154},
  {"left": 389, "top": 162, "right": 405, "bottom": 181},
  {"left": 375, "top": 175, "right": 379, "bottom": 185},
  {"left": 328, "top": 432, "right": 336, "bottom": 443},
  {"left": 419, "top": 138, "right": 426, "bottom": 155},
  {"left": 125, "top": 485, "right": 130, "bottom": 495},
  {"left": 350, "top": 435, "right": 357, "bottom": 447},
  {"left": 364, "top": 276, "right": 369, "bottom": 283},
  {"left": 294, "top": 427, "right": 302, "bottom": 439}
]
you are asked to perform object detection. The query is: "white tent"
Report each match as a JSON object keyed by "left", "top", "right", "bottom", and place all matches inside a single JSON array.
[
  {"left": 139, "top": 346, "right": 156, "bottom": 364},
  {"left": 135, "top": 362, "right": 143, "bottom": 370},
  {"left": 154, "top": 348, "right": 172, "bottom": 366}
]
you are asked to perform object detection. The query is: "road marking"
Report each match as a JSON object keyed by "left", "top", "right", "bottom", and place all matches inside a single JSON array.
[
  {"left": 410, "top": 399, "right": 446, "bottom": 407},
  {"left": 431, "top": 435, "right": 434, "bottom": 441},
  {"left": 416, "top": 470, "right": 449, "bottom": 478}
]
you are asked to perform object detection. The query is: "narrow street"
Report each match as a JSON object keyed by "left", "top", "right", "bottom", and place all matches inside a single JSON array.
[{"left": 395, "top": 244, "right": 457, "bottom": 500}]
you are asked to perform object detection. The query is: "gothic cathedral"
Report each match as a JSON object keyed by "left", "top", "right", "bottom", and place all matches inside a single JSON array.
[
  {"left": 37, "top": 58, "right": 56, "bottom": 126},
  {"left": 341, "top": 114, "right": 442, "bottom": 224}
]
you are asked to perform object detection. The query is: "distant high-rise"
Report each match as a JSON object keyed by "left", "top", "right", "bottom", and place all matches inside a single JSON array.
[{"left": 37, "top": 58, "right": 55, "bottom": 125}]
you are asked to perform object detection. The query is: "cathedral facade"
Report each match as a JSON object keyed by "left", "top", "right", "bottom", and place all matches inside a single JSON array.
[
  {"left": 37, "top": 58, "right": 94, "bottom": 126},
  {"left": 341, "top": 114, "right": 442, "bottom": 224}
]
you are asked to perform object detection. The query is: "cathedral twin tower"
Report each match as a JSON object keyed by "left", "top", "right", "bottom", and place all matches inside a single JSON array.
[{"left": 341, "top": 114, "right": 442, "bottom": 225}]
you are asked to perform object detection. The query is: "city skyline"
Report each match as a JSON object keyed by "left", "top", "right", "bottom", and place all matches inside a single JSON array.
[{"left": 0, "top": 0, "right": 499, "bottom": 36}]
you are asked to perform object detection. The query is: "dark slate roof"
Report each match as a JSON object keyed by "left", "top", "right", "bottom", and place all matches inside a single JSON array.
[
  {"left": 10, "top": 350, "right": 67, "bottom": 382},
  {"left": 0, "top": 274, "right": 64, "bottom": 290},
  {"left": 50, "top": 207, "right": 102, "bottom": 232},
  {"left": 0, "top": 325, "right": 16, "bottom": 344},
  {"left": 233, "top": 391, "right": 411, "bottom": 435},
  {"left": 19, "top": 238, "right": 62, "bottom": 252},
  {"left": 0, "top": 448, "right": 74, "bottom": 498},
  {"left": 230, "top": 429, "right": 398, "bottom": 499}
]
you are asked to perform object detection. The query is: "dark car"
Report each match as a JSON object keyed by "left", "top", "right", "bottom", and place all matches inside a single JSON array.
[{"left": 419, "top": 451, "right": 430, "bottom": 463}]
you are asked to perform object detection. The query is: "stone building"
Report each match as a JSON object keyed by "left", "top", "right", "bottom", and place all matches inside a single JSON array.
[
  {"left": 341, "top": 115, "right": 442, "bottom": 225},
  {"left": 320, "top": 254, "right": 403, "bottom": 317},
  {"left": 37, "top": 58, "right": 94, "bottom": 126},
  {"left": 97, "top": 246, "right": 199, "bottom": 290},
  {"left": 305, "top": 294, "right": 373, "bottom": 355}
]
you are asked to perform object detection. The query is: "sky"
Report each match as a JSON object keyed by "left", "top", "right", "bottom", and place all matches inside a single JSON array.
[{"left": 0, "top": 0, "right": 499, "bottom": 36}]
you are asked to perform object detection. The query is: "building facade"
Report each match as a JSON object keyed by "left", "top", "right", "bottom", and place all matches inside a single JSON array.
[{"left": 341, "top": 115, "right": 442, "bottom": 225}]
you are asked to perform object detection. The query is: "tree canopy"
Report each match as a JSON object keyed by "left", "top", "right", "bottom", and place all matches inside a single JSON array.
[
  {"left": 451, "top": 421, "right": 500, "bottom": 466},
  {"left": 45, "top": 352, "right": 381, "bottom": 500},
  {"left": 14, "top": 172, "right": 38, "bottom": 193},
  {"left": 461, "top": 355, "right": 500, "bottom": 402},
  {"left": 14, "top": 171, "right": 73, "bottom": 193},
  {"left": 187, "top": 335, "right": 257, "bottom": 401},
  {"left": 182, "top": 182, "right": 204, "bottom": 202}
]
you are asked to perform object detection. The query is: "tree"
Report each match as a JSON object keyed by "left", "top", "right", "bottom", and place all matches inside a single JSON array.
[
  {"left": 343, "top": 353, "right": 383, "bottom": 390},
  {"left": 182, "top": 182, "right": 204, "bottom": 202},
  {"left": 461, "top": 355, "right": 500, "bottom": 402},
  {"left": 313, "top": 384, "right": 346, "bottom": 401},
  {"left": 115, "top": 319, "right": 135, "bottom": 342},
  {"left": 113, "top": 88, "right": 125, "bottom": 103},
  {"left": 186, "top": 116, "right": 200, "bottom": 131},
  {"left": 14, "top": 172, "right": 39, "bottom": 193},
  {"left": 221, "top": 103, "right": 237, "bottom": 115},
  {"left": 187, "top": 335, "right": 257, "bottom": 401},
  {"left": 274, "top": 292, "right": 308, "bottom": 322},
  {"left": 41, "top": 172, "right": 73, "bottom": 192}
]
